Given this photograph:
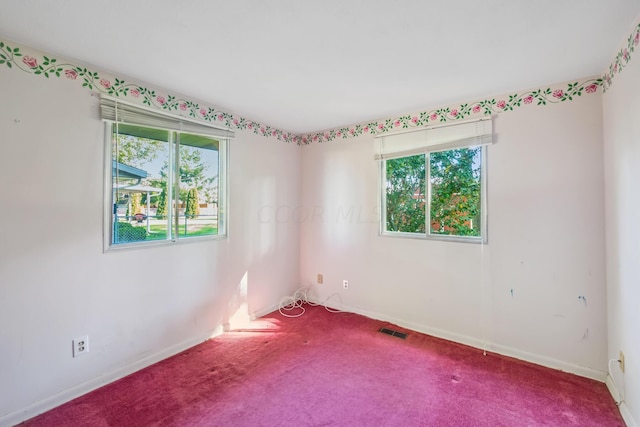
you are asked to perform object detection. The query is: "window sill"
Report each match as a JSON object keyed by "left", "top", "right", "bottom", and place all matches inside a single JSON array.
[
  {"left": 104, "top": 233, "right": 228, "bottom": 253},
  {"left": 379, "top": 231, "right": 486, "bottom": 244}
]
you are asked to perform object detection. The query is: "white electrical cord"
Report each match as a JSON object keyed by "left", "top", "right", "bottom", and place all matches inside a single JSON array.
[
  {"left": 278, "top": 287, "right": 343, "bottom": 318},
  {"left": 608, "top": 358, "right": 625, "bottom": 407}
]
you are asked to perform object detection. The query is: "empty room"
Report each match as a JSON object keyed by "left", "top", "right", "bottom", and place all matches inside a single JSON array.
[{"left": 1, "top": 1, "right": 639, "bottom": 426}]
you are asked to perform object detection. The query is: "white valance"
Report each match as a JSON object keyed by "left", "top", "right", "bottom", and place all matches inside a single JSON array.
[
  {"left": 374, "top": 117, "right": 493, "bottom": 160},
  {"left": 100, "top": 96, "right": 234, "bottom": 140}
]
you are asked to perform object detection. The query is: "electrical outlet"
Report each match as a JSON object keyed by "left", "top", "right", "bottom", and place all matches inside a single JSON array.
[
  {"left": 343, "top": 279, "right": 349, "bottom": 290},
  {"left": 73, "top": 336, "right": 89, "bottom": 358},
  {"left": 317, "top": 274, "right": 323, "bottom": 284},
  {"left": 619, "top": 351, "right": 625, "bottom": 373}
]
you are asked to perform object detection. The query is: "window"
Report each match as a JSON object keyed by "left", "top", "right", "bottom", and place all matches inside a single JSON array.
[
  {"left": 377, "top": 119, "right": 491, "bottom": 243},
  {"left": 102, "top": 98, "right": 231, "bottom": 249}
]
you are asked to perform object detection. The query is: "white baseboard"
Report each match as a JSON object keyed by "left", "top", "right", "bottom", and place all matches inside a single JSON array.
[
  {"left": 607, "top": 375, "right": 637, "bottom": 427},
  {"left": 3, "top": 301, "right": 624, "bottom": 427},
  {"left": 0, "top": 326, "right": 224, "bottom": 427},
  {"left": 620, "top": 403, "right": 638, "bottom": 427},
  {"left": 486, "top": 340, "right": 606, "bottom": 382},
  {"left": 322, "top": 301, "right": 607, "bottom": 382},
  {"left": 1, "top": 303, "right": 281, "bottom": 425},
  {"left": 251, "top": 303, "right": 279, "bottom": 320}
]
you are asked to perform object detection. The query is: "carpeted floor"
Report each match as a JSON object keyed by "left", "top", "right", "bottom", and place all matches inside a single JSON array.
[{"left": 23, "top": 306, "right": 624, "bottom": 426}]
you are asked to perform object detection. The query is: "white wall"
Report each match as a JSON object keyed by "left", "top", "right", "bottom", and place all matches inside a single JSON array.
[
  {"left": 0, "top": 32, "right": 630, "bottom": 426},
  {"left": 0, "top": 68, "right": 300, "bottom": 424},
  {"left": 603, "top": 38, "right": 640, "bottom": 425},
  {"left": 300, "top": 89, "right": 608, "bottom": 379}
]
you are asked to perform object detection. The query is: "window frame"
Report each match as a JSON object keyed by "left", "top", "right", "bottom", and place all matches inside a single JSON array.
[
  {"left": 379, "top": 145, "right": 488, "bottom": 244},
  {"left": 103, "top": 121, "right": 229, "bottom": 252}
]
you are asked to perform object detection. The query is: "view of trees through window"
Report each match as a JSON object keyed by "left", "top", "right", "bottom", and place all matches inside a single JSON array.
[
  {"left": 385, "top": 146, "right": 483, "bottom": 239},
  {"left": 111, "top": 127, "right": 222, "bottom": 245},
  {"left": 385, "top": 154, "right": 426, "bottom": 233}
]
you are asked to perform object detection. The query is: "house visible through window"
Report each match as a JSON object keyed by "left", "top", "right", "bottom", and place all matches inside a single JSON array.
[
  {"left": 102, "top": 98, "right": 231, "bottom": 249},
  {"left": 377, "top": 119, "right": 491, "bottom": 243}
]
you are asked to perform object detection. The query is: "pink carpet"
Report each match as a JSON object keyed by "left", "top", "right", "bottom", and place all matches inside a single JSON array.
[{"left": 23, "top": 306, "right": 623, "bottom": 426}]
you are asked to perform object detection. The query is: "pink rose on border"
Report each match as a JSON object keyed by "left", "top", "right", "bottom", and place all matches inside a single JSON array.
[
  {"left": 623, "top": 49, "right": 629, "bottom": 61},
  {"left": 130, "top": 89, "right": 140, "bottom": 98},
  {"left": 179, "top": 103, "right": 187, "bottom": 111},
  {"left": 450, "top": 109, "right": 458, "bottom": 117},
  {"left": 552, "top": 89, "right": 563, "bottom": 99},
  {"left": 100, "top": 78, "right": 111, "bottom": 89},
  {"left": 272, "top": 130, "right": 277, "bottom": 137},
  {"left": 218, "top": 114, "right": 224, "bottom": 121},
  {"left": 260, "top": 127, "right": 265, "bottom": 134},
  {"left": 313, "top": 136, "right": 318, "bottom": 142},
  {"left": 156, "top": 96, "right": 166, "bottom": 105},
  {"left": 496, "top": 100, "right": 506, "bottom": 109},
  {"left": 325, "top": 133, "right": 330, "bottom": 140},
  {"left": 430, "top": 113, "right": 438, "bottom": 121},
  {"left": 64, "top": 69, "right": 78, "bottom": 80},
  {"left": 394, "top": 120, "right": 401, "bottom": 127},
  {"left": 363, "top": 126, "right": 369, "bottom": 133},
  {"left": 411, "top": 116, "right": 418, "bottom": 124},
  {"left": 248, "top": 123, "right": 253, "bottom": 130},
  {"left": 635, "top": 32, "right": 639, "bottom": 46},
  {"left": 377, "top": 123, "right": 384, "bottom": 130},
  {"left": 337, "top": 131, "right": 342, "bottom": 137},
  {"left": 233, "top": 119, "right": 239, "bottom": 126},
  {"left": 613, "top": 63, "right": 618, "bottom": 73},
  {"left": 22, "top": 56, "right": 38, "bottom": 68},
  {"left": 472, "top": 105, "right": 481, "bottom": 113},
  {"left": 585, "top": 84, "right": 598, "bottom": 94},
  {"left": 199, "top": 108, "right": 207, "bottom": 116},
  {"left": 523, "top": 95, "right": 533, "bottom": 104}
]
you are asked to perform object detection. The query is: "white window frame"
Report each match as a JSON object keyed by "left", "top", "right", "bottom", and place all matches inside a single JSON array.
[
  {"left": 102, "top": 98, "right": 230, "bottom": 251},
  {"left": 377, "top": 119, "right": 491, "bottom": 244}
]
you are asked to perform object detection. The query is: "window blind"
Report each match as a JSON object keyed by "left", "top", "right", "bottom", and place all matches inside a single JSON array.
[
  {"left": 100, "top": 96, "right": 234, "bottom": 140},
  {"left": 374, "top": 118, "right": 493, "bottom": 160}
]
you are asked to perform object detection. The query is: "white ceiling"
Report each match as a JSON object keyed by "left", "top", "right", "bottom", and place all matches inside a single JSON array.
[{"left": 1, "top": 1, "right": 638, "bottom": 134}]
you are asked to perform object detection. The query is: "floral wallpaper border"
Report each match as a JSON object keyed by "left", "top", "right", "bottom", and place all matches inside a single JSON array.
[
  {"left": 298, "top": 79, "right": 602, "bottom": 145},
  {"left": 602, "top": 21, "right": 640, "bottom": 91},
  {"left": 0, "top": 40, "right": 300, "bottom": 144},
  {"left": 1, "top": 20, "right": 639, "bottom": 146},
  {"left": 298, "top": 20, "right": 640, "bottom": 145}
]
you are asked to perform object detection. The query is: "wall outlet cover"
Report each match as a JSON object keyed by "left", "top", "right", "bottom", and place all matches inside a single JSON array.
[{"left": 73, "top": 336, "right": 89, "bottom": 358}]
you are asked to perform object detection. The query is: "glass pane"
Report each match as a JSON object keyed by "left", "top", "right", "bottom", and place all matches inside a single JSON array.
[
  {"left": 429, "top": 147, "right": 482, "bottom": 237},
  {"left": 176, "top": 133, "right": 220, "bottom": 238},
  {"left": 112, "top": 127, "right": 171, "bottom": 245},
  {"left": 385, "top": 154, "right": 426, "bottom": 233}
]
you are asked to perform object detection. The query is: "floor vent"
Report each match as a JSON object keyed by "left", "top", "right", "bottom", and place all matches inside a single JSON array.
[{"left": 379, "top": 327, "right": 408, "bottom": 340}]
